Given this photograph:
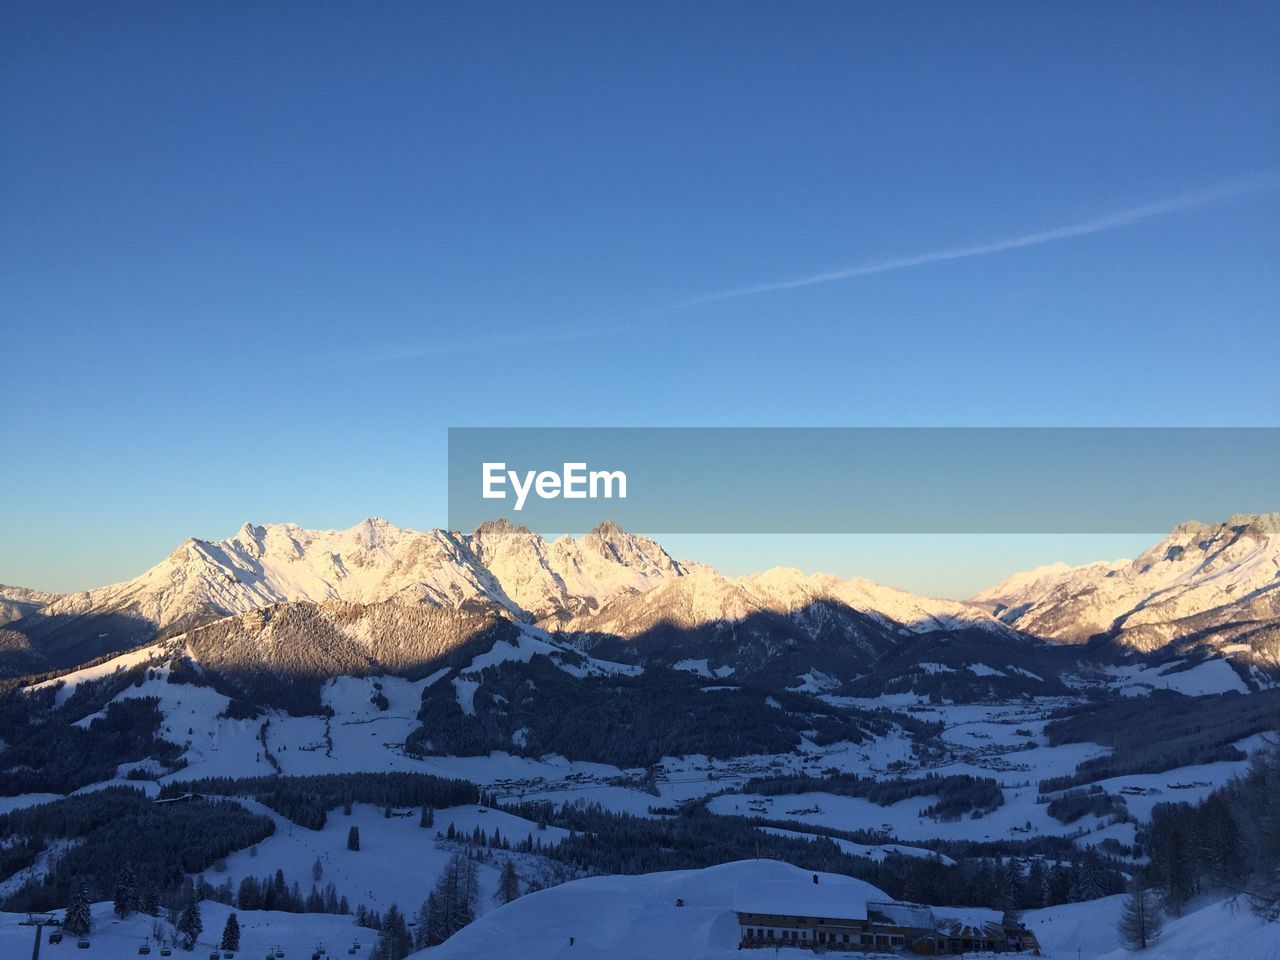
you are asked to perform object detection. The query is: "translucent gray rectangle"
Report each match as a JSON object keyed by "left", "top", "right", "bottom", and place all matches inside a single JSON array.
[{"left": 447, "top": 427, "right": 1278, "bottom": 534}]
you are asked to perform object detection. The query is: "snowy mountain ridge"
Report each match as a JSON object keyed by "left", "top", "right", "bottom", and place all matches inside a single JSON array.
[
  {"left": 8, "top": 517, "right": 1016, "bottom": 674},
  {"left": 973, "top": 512, "right": 1280, "bottom": 662},
  {"left": 9, "top": 518, "right": 707, "bottom": 667},
  {"left": 8, "top": 513, "right": 1280, "bottom": 678},
  {"left": 0, "top": 583, "right": 61, "bottom": 627}
]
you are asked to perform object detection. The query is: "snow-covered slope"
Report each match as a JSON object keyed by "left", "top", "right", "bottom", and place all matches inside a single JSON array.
[
  {"left": 1026, "top": 891, "right": 1280, "bottom": 960},
  {"left": 561, "top": 565, "right": 1042, "bottom": 691},
  {"left": 572, "top": 566, "right": 1010, "bottom": 639},
  {"left": 975, "top": 513, "right": 1280, "bottom": 662},
  {"left": 412, "top": 859, "right": 885, "bottom": 960},
  {"left": 409, "top": 858, "right": 1280, "bottom": 960}
]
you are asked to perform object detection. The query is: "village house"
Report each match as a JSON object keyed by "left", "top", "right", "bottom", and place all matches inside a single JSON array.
[{"left": 736, "top": 876, "right": 1039, "bottom": 955}]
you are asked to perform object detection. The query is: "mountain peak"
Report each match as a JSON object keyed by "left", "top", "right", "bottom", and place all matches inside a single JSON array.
[
  {"left": 974, "top": 513, "right": 1280, "bottom": 655},
  {"left": 589, "top": 519, "right": 626, "bottom": 540},
  {"left": 1228, "top": 512, "right": 1280, "bottom": 534},
  {"left": 471, "top": 518, "right": 534, "bottom": 538}
]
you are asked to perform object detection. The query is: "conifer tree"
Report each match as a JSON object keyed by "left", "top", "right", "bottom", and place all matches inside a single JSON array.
[
  {"left": 497, "top": 859, "right": 520, "bottom": 905},
  {"left": 113, "top": 863, "right": 137, "bottom": 918},
  {"left": 348, "top": 825, "right": 361, "bottom": 851},
  {"left": 419, "top": 852, "right": 480, "bottom": 947},
  {"left": 64, "top": 881, "right": 93, "bottom": 937},
  {"left": 376, "top": 903, "right": 412, "bottom": 960},
  {"left": 1078, "top": 849, "right": 1107, "bottom": 901},
  {"left": 1118, "top": 885, "right": 1163, "bottom": 950},
  {"left": 220, "top": 913, "right": 241, "bottom": 952},
  {"left": 178, "top": 894, "right": 203, "bottom": 950}
]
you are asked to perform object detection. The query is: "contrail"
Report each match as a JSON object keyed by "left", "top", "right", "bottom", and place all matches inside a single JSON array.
[
  {"left": 683, "top": 173, "right": 1280, "bottom": 306},
  {"left": 334, "top": 172, "right": 1278, "bottom": 366}
]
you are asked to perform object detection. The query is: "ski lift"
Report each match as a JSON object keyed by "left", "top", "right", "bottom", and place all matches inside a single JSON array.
[
  {"left": 210, "top": 952, "right": 221, "bottom": 960},
  {"left": 160, "top": 949, "right": 173, "bottom": 957},
  {"left": 77, "top": 940, "right": 91, "bottom": 949},
  {"left": 49, "top": 932, "right": 63, "bottom": 944},
  {"left": 140, "top": 944, "right": 153, "bottom": 956}
]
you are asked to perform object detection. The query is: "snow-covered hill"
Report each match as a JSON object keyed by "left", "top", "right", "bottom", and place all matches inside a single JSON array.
[
  {"left": 975, "top": 513, "right": 1280, "bottom": 664},
  {"left": 404, "top": 859, "right": 1280, "bottom": 960},
  {"left": 413, "top": 859, "right": 877, "bottom": 960}
]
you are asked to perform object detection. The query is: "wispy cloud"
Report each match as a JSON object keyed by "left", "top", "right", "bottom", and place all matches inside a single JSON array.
[
  {"left": 682, "top": 173, "right": 1280, "bottom": 306},
  {"left": 328, "top": 172, "right": 1279, "bottom": 366}
]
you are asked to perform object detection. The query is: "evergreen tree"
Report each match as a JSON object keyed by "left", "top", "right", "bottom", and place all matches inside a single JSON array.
[
  {"left": 420, "top": 805, "right": 434, "bottom": 828},
  {"left": 1078, "top": 849, "right": 1107, "bottom": 901},
  {"left": 1026, "top": 859, "right": 1047, "bottom": 909},
  {"left": 348, "top": 825, "right": 361, "bottom": 851},
  {"left": 415, "top": 893, "right": 435, "bottom": 949},
  {"left": 1119, "top": 885, "right": 1163, "bottom": 950},
  {"left": 999, "top": 858, "right": 1023, "bottom": 913},
  {"left": 113, "top": 863, "right": 137, "bottom": 918},
  {"left": 220, "top": 913, "right": 241, "bottom": 952},
  {"left": 177, "top": 894, "right": 203, "bottom": 950},
  {"left": 142, "top": 888, "right": 161, "bottom": 917},
  {"left": 376, "top": 903, "right": 412, "bottom": 960},
  {"left": 419, "top": 852, "right": 480, "bottom": 947},
  {"left": 497, "top": 859, "right": 520, "bottom": 905},
  {"left": 237, "top": 875, "right": 261, "bottom": 911},
  {"left": 64, "top": 881, "right": 93, "bottom": 937}
]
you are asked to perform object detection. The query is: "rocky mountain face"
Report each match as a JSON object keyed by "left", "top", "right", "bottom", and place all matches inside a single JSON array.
[
  {"left": 0, "top": 584, "right": 60, "bottom": 626},
  {"left": 974, "top": 513, "right": 1280, "bottom": 666}
]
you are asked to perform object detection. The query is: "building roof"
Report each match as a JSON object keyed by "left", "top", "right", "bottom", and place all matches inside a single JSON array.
[
  {"left": 934, "top": 906, "right": 1005, "bottom": 940},
  {"left": 867, "top": 900, "right": 936, "bottom": 930},
  {"left": 734, "top": 875, "right": 889, "bottom": 922}
]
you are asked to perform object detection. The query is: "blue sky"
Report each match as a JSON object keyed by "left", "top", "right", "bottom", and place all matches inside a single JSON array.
[{"left": 2, "top": 2, "right": 1277, "bottom": 596}]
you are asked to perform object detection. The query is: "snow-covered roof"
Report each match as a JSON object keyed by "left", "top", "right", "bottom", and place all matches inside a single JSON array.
[{"left": 734, "top": 876, "right": 888, "bottom": 921}]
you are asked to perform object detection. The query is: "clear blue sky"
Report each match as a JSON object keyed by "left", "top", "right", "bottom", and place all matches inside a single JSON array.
[{"left": 2, "top": 2, "right": 1277, "bottom": 596}]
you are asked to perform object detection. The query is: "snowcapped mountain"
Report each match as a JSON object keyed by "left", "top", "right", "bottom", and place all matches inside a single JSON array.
[
  {"left": 468, "top": 518, "right": 710, "bottom": 623},
  {"left": 567, "top": 565, "right": 1011, "bottom": 641},
  {"left": 975, "top": 513, "right": 1280, "bottom": 664},
  {"left": 11, "top": 513, "right": 1278, "bottom": 686},
  {"left": 5, "top": 518, "right": 704, "bottom": 671},
  {"left": 0, "top": 584, "right": 60, "bottom": 626},
  {"left": 557, "top": 566, "right": 1062, "bottom": 695}
]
